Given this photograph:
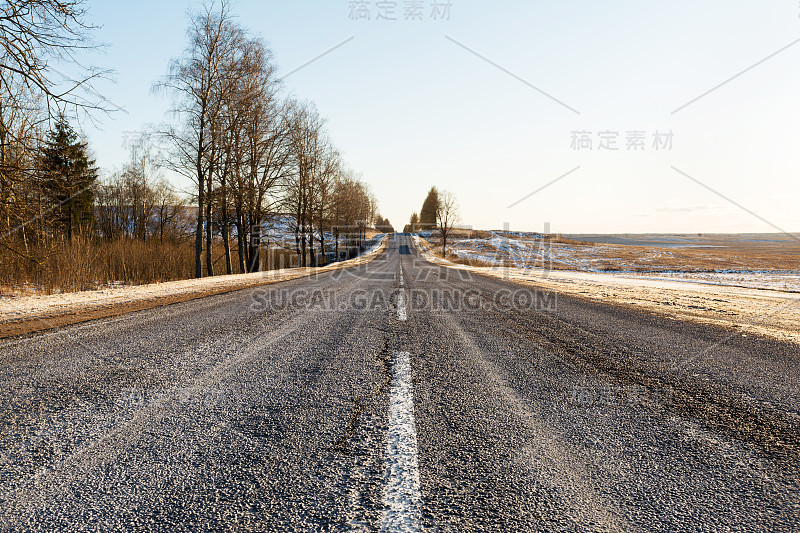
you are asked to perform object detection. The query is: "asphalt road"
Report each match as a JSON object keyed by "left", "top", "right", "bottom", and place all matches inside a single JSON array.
[{"left": 0, "top": 234, "right": 798, "bottom": 531}]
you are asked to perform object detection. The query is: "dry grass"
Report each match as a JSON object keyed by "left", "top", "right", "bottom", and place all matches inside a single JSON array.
[
  {"left": 547, "top": 233, "right": 595, "bottom": 246},
  {"left": 0, "top": 238, "right": 194, "bottom": 295},
  {"left": 579, "top": 243, "right": 800, "bottom": 273},
  {"left": 444, "top": 252, "right": 498, "bottom": 268},
  {"left": 0, "top": 238, "right": 306, "bottom": 296}
]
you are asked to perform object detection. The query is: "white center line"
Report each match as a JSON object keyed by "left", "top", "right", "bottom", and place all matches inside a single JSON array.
[
  {"left": 399, "top": 268, "right": 404, "bottom": 287},
  {"left": 396, "top": 289, "right": 407, "bottom": 322},
  {"left": 380, "top": 351, "right": 422, "bottom": 533}
]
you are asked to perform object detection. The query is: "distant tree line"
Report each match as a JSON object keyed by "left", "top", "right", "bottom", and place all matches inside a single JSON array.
[
  {"left": 95, "top": 138, "right": 191, "bottom": 244},
  {"left": 374, "top": 216, "right": 395, "bottom": 234}
]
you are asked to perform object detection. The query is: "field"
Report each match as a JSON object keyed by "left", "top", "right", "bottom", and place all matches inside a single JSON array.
[{"left": 424, "top": 230, "right": 800, "bottom": 293}]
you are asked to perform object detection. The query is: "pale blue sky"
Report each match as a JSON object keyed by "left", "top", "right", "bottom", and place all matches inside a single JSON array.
[{"left": 76, "top": 1, "right": 800, "bottom": 233}]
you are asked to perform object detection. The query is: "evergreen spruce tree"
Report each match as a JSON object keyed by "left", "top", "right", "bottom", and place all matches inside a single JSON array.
[
  {"left": 39, "top": 117, "right": 98, "bottom": 241},
  {"left": 406, "top": 212, "right": 419, "bottom": 232},
  {"left": 419, "top": 187, "right": 439, "bottom": 230}
]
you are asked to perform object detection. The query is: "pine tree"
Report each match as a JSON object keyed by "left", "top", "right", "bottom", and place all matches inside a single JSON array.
[
  {"left": 409, "top": 212, "right": 418, "bottom": 227},
  {"left": 419, "top": 187, "right": 439, "bottom": 230},
  {"left": 39, "top": 117, "right": 98, "bottom": 241}
]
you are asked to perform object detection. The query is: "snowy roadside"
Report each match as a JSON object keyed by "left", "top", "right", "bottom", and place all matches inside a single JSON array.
[
  {"left": 414, "top": 236, "right": 800, "bottom": 345},
  {"left": 0, "top": 235, "right": 388, "bottom": 337}
]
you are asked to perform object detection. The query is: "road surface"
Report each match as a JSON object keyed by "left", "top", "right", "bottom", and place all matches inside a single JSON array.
[{"left": 0, "top": 234, "right": 798, "bottom": 531}]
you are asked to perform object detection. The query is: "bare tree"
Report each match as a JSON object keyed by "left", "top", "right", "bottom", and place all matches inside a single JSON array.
[
  {"left": 227, "top": 37, "right": 287, "bottom": 273},
  {"left": 122, "top": 140, "right": 160, "bottom": 241},
  {"left": 153, "top": 180, "right": 189, "bottom": 243},
  {"left": 311, "top": 138, "right": 339, "bottom": 266},
  {"left": 285, "top": 101, "right": 325, "bottom": 267},
  {"left": 154, "top": 1, "right": 243, "bottom": 277},
  {"left": 95, "top": 167, "right": 187, "bottom": 244},
  {"left": 0, "top": 81, "right": 43, "bottom": 258},
  {"left": 0, "top": 0, "right": 110, "bottom": 120},
  {"left": 94, "top": 134, "right": 187, "bottom": 245},
  {"left": 436, "top": 189, "right": 459, "bottom": 255}
]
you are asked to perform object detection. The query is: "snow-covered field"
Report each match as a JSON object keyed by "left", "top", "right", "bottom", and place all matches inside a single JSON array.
[
  {"left": 444, "top": 231, "right": 800, "bottom": 293},
  {"left": 416, "top": 235, "right": 800, "bottom": 345},
  {"left": 623, "top": 271, "right": 800, "bottom": 293}
]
